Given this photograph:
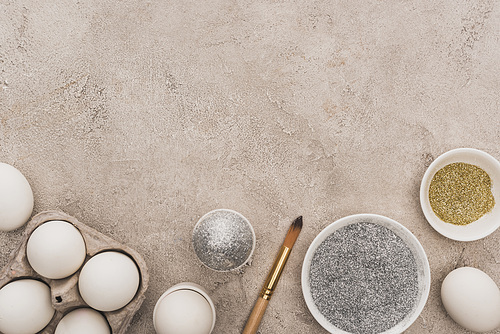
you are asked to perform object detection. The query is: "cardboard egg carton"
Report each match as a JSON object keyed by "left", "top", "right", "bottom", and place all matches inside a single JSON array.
[{"left": 0, "top": 210, "right": 149, "bottom": 334}]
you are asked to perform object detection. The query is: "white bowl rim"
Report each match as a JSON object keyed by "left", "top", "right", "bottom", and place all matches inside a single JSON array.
[
  {"left": 301, "top": 213, "right": 431, "bottom": 334},
  {"left": 153, "top": 282, "right": 217, "bottom": 334},
  {"left": 192, "top": 208, "right": 256, "bottom": 272},
  {"left": 420, "top": 148, "right": 500, "bottom": 241}
]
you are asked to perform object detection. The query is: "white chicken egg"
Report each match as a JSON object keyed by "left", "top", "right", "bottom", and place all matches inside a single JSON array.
[
  {"left": 441, "top": 267, "right": 500, "bottom": 332},
  {"left": 78, "top": 251, "right": 140, "bottom": 311},
  {"left": 154, "top": 290, "right": 213, "bottom": 334},
  {"left": 27, "top": 220, "right": 87, "bottom": 279},
  {"left": 0, "top": 163, "right": 34, "bottom": 231},
  {"left": 55, "top": 308, "right": 110, "bottom": 334},
  {"left": 153, "top": 283, "right": 216, "bottom": 334},
  {"left": 0, "top": 279, "right": 55, "bottom": 334}
]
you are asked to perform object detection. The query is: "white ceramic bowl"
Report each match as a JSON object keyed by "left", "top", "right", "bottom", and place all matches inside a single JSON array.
[
  {"left": 420, "top": 148, "right": 500, "bottom": 241},
  {"left": 302, "top": 214, "right": 431, "bottom": 334}
]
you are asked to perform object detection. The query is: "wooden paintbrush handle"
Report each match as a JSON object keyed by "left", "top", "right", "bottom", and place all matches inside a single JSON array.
[{"left": 242, "top": 297, "right": 269, "bottom": 334}]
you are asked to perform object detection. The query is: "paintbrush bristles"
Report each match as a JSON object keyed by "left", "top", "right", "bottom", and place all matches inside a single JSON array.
[{"left": 283, "top": 216, "right": 303, "bottom": 249}]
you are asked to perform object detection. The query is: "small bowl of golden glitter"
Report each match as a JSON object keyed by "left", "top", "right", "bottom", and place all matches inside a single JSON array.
[
  {"left": 420, "top": 148, "right": 500, "bottom": 241},
  {"left": 192, "top": 209, "right": 256, "bottom": 272}
]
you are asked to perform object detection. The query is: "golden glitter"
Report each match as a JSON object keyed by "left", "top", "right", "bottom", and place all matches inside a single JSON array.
[{"left": 429, "top": 162, "right": 495, "bottom": 225}]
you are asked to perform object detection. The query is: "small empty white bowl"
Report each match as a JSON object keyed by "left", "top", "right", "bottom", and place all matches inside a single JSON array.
[
  {"left": 192, "top": 209, "right": 255, "bottom": 272},
  {"left": 153, "top": 282, "right": 216, "bottom": 334},
  {"left": 420, "top": 148, "right": 500, "bottom": 241}
]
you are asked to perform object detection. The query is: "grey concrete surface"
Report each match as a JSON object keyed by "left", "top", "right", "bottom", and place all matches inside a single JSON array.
[{"left": 1, "top": 0, "right": 499, "bottom": 333}]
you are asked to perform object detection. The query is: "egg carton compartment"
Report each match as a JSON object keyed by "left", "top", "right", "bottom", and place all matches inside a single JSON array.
[{"left": 0, "top": 210, "right": 149, "bottom": 334}]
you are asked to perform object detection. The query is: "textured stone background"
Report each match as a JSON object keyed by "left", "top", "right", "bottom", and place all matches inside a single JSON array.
[{"left": 1, "top": 0, "right": 499, "bottom": 333}]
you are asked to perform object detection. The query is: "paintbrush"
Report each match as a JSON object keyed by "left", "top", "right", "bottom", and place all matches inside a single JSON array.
[{"left": 242, "top": 216, "right": 303, "bottom": 334}]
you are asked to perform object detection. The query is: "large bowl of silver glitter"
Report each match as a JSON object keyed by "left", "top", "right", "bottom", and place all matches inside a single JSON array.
[
  {"left": 301, "top": 214, "right": 431, "bottom": 334},
  {"left": 192, "top": 209, "right": 256, "bottom": 272}
]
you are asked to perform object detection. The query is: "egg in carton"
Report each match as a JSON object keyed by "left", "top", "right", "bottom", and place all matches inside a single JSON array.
[{"left": 0, "top": 210, "right": 149, "bottom": 333}]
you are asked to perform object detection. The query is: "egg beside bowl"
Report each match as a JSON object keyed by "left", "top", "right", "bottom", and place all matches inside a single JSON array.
[{"left": 441, "top": 267, "right": 500, "bottom": 333}]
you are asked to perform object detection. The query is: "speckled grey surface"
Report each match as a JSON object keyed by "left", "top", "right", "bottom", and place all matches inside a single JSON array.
[{"left": 0, "top": 1, "right": 499, "bottom": 333}]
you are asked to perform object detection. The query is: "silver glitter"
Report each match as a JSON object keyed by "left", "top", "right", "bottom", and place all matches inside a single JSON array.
[
  {"left": 192, "top": 209, "right": 255, "bottom": 272},
  {"left": 309, "top": 222, "right": 419, "bottom": 334}
]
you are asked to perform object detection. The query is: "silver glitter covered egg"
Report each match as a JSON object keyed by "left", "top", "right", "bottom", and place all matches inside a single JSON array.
[{"left": 192, "top": 209, "right": 255, "bottom": 272}]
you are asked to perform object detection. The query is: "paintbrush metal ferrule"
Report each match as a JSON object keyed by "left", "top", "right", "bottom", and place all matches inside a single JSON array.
[{"left": 260, "top": 245, "right": 291, "bottom": 300}]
